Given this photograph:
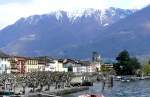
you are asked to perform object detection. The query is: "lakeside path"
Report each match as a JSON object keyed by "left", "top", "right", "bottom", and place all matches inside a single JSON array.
[
  {"left": 15, "top": 86, "right": 89, "bottom": 97},
  {"left": 43, "top": 86, "right": 89, "bottom": 96}
]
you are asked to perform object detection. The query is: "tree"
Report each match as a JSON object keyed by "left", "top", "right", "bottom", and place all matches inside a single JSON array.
[
  {"left": 36, "top": 71, "right": 47, "bottom": 91},
  {"left": 0, "top": 73, "right": 15, "bottom": 90},
  {"left": 27, "top": 72, "right": 38, "bottom": 92},
  {"left": 44, "top": 71, "right": 53, "bottom": 91},
  {"left": 65, "top": 72, "right": 73, "bottom": 87},
  {"left": 130, "top": 57, "right": 141, "bottom": 74},
  {"left": 116, "top": 50, "right": 130, "bottom": 62},
  {"left": 114, "top": 50, "right": 130, "bottom": 75},
  {"left": 16, "top": 75, "right": 28, "bottom": 94},
  {"left": 101, "top": 65, "right": 110, "bottom": 72},
  {"left": 114, "top": 50, "right": 141, "bottom": 75},
  {"left": 148, "top": 60, "right": 150, "bottom": 64},
  {"left": 143, "top": 63, "right": 150, "bottom": 76}
]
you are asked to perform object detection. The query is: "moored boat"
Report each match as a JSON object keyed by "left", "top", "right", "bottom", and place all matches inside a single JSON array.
[
  {"left": 0, "top": 90, "right": 14, "bottom": 97},
  {"left": 78, "top": 94, "right": 104, "bottom": 97}
]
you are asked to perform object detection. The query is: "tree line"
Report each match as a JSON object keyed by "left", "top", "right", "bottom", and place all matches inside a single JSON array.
[
  {"left": 113, "top": 50, "right": 141, "bottom": 75},
  {"left": 113, "top": 50, "right": 150, "bottom": 76},
  {"left": 0, "top": 71, "right": 74, "bottom": 94}
]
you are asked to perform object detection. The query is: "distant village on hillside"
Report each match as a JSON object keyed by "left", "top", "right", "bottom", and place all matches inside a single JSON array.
[{"left": 0, "top": 51, "right": 113, "bottom": 74}]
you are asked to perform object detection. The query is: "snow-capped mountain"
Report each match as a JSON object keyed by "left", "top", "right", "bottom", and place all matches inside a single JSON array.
[
  {"left": 17, "top": 7, "right": 136, "bottom": 26},
  {"left": 67, "top": 7, "right": 136, "bottom": 25},
  {"left": 67, "top": 6, "right": 150, "bottom": 58},
  {"left": 0, "top": 7, "right": 136, "bottom": 58}
]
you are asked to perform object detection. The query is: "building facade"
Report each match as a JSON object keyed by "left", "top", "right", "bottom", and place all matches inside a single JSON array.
[
  {"left": 63, "top": 59, "right": 97, "bottom": 73},
  {"left": 0, "top": 56, "right": 11, "bottom": 74},
  {"left": 25, "top": 58, "right": 39, "bottom": 72},
  {"left": 45, "top": 59, "right": 68, "bottom": 72},
  {"left": 36, "top": 56, "right": 48, "bottom": 71},
  {"left": 92, "top": 52, "right": 101, "bottom": 71},
  {"left": 10, "top": 56, "right": 26, "bottom": 74},
  {"left": 77, "top": 61, "right": 97, "bottom": 73}
]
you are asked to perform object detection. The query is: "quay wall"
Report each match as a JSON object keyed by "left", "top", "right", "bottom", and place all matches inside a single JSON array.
[{"left": 50, "top": 86, "right": 89, "bottom": 96}]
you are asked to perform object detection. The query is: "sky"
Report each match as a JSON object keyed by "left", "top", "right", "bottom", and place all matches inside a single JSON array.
[{"left": 0, "top": 0, "right": 150, "bottom": 29}]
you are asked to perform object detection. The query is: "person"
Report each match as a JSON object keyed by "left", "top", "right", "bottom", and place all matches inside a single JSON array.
[
  {"left": 101, "top": 76, "right": 106, "bottom": 93},
  {"left": 108, "top": 76, "right": 113, "bottom": 88},
  {"left": 110, "top": 76, "right": 113, "bottom": 88}
]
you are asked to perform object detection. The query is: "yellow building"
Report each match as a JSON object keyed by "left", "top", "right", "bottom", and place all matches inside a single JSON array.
[{"left": 25, "top": 57, "right": 39, "bottom": 72}]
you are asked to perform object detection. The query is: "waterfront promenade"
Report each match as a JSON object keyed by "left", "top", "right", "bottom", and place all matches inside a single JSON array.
[{"left": 13, "top": 85, "right": 89, "bottom": 97}]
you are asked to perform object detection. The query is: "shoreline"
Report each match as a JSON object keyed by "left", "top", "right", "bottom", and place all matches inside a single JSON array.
[{"left": 26, "top": 86, "right": 89, "bottom": 97}]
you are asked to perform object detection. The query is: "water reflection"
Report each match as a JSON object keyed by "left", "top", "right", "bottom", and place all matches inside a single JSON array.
[{"left": 64, "top": 80, "right": 150, "bottom": 97}]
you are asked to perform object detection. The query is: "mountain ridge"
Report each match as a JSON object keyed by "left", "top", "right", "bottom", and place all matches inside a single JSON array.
[
  {"left": 70, "top": 5, "right": 150, "bottom": 58},
  {"left": 0, "top": 7, "right": 136, "bottom": 58}
]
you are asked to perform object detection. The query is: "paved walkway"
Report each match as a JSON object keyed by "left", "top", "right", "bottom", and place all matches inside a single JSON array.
[{"left": 14, "top": 85, "right": 88, "bottom": 97}]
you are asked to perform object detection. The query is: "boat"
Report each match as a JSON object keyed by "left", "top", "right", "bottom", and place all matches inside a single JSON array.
[
  {"left": 78, "top": 94, "right": 90, "bottom": 97},
  {"left": 121, "top": 76, "right": 131, "bottom": 82},
  {"left": 0, "top": 90, "right": 14, "bottom": 97},
  {"left": 0, "top": 91, "right": 14, "bottom": 95},
  {"left": 79, "top": 94, "right": 104, "bottom": 97},
  {"left": 121, "top": 79, "right": 130, "bottom": 82}
]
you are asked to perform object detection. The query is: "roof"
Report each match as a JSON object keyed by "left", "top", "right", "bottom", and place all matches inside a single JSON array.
[
  {"left": 0, "top": 51, "right": 9, "bottom": 58},
  {"left": 79, "top": 61, "right": 91, "bottom": 66},
  {"left": 11, "top": 55, "right": 27, "bottom": 58},
  {"left": 60, "top": 58, "right": 79, "bottom": 64},
  {"left": 34, "top": 56, "right": 55, "bottom": 63}
]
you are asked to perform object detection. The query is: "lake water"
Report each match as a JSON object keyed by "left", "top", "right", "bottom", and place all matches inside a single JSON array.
[{"left": 63, "top": 80, "right": 150, "bottom": 97}]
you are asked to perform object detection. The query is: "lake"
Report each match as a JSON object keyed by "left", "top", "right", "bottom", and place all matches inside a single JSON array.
[{"left": 63, "top": 80, "right": 150, "bottom": 97}]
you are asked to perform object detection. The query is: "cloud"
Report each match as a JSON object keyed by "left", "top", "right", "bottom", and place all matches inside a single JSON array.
[
  {"left": 108, "top": 0, "right": 150, "bottom": 9},
  {"left": 127, "top": 0, "right": 150, "bottom": 9},
  {"left": 0, "top": 0, "right": 32, "bottom": 5}
]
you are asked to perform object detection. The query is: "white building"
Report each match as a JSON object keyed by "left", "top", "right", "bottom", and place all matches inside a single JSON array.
[
  {"left": 63, "top": 60, "right": 96, "bottom": 73},
  {"left": 45, "top": 59, "right": 68, "bottom": 72},
  {"left": 0, "top": 56, "right": 11, "bottom": 74},
  {"left": 45, "top": 58, "right": 99, "bottom": 73},
  {"left": 76, "top": 61, "right": 97, "bottom": 73},
  {"left": 75, "top": 66, "right": 94, "bottom": 73}
]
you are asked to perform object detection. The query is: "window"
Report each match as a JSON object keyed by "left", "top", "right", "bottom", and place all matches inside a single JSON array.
[{"left": 68, "top": 66, "right": 73, "bottom": 72}]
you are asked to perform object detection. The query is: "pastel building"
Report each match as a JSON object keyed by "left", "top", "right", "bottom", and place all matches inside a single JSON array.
[
  {"left": 37, "top": 56, "right": 48, "bottom": 71},
  {"left": 10, "top": 56, "right": 26, "bottom": 74},
  {"left": 25, "top": 57, "right": 48, "bottom": 72},
  {"left": 25, "top": 57, "right": 39, "bottom": 72}
]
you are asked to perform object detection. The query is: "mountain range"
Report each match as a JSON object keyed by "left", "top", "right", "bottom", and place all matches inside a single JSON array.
[{"left": 0, "top": 6, "right": 147, "bottom": 58}]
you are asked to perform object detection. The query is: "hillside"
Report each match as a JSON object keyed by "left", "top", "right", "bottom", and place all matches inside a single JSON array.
[{"left": 0, "top": 8, "right": 135, "bottom": 58}]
